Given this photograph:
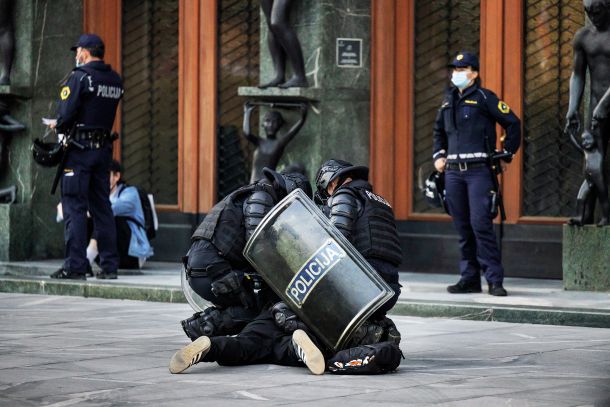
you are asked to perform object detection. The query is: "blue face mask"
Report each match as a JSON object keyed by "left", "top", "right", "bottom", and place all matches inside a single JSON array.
[
  {"left": 451, "top": 71, "right": 471, "bottom": 89},
  {"left": 75, "top": 58, "right": 84, "bottom": 68}
]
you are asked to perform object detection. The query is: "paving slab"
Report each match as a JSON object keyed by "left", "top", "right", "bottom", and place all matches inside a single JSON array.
[{"left": 0, "top": 293, "right": 609, "bottom": 406}]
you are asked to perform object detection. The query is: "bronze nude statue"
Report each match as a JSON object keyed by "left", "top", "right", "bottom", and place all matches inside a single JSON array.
[
  {"left": 568, "top": 129, "right": 610, "bottom": 226},
  {"left": 243, "top": 101, "right": 308, "bottom": 183},
  {"left": 259, "top": 0, "right": 308, "bottom": 88},
  {"left": 0, "top": 98, "right": 25, "bottom": 204},
  {"left": 565, "top": 0, "right": 610, "bottom": 225},
  {"left": 0, "top": 0, "right": 15, "bottom": 85}
]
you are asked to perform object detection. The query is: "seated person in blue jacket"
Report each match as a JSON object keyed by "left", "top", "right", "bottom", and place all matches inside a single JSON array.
[
  {"left": 56, "top": 160, "right": 153, "bottom": 272},
  {"left": 105, "top": 160, "right": 154, "bottom": 269}
]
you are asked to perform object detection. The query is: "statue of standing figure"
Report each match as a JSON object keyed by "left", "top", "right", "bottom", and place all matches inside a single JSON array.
[
  {"left": 243, "top": 101, "right": 307, "bottom": 183},
  {"left": 0, "top": 97, "right": 25, "bottom": 203},
  {"left": 259, "top": 0, "right": 308, "bottom": 88},
  {"left": 565, "top": 0, "right": 610, "bottom": 225},
  {"left": 0, "top": 0, "right": 15, "bottom": 85}
]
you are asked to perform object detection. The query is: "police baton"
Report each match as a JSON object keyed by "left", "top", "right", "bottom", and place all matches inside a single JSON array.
[{"left": 50, "top": 138, "right": 85, "bottom": 195}]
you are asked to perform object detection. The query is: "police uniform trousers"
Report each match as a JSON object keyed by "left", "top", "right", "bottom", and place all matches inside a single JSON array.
[
  {"left": 61, "top": 143, "right": 118, "bottom": 274},
  {"left": 369, "top": 258, "right": 401, "bottom": 320},
  {"left": 444, "top": 165, "right": 504, "bottom": 284},
  {"left": 186, "top": 239, "right": 250, "bottom": 308},
  {"left": 202, "top": 310, "right": 305, "bottom": 367}
]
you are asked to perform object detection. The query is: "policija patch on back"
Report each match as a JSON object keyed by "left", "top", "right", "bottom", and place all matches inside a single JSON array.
[{"left": 286, "top": 239, "right": 345, "bottom": 308}]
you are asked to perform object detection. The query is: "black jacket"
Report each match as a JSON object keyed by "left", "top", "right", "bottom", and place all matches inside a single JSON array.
[
  {"left": 432, "top": 83, "right": 521, "bottom": 163},
  {"left": 55, "top": 61, "right": 123, "bottom": 133}
]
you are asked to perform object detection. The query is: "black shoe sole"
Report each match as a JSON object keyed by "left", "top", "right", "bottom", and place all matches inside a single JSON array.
[
  {"left": 447, "top": 285, "right": 482, "bottom": 294},
  {"left": 96, "top": 273, "right": 118, "bottom": 280}
]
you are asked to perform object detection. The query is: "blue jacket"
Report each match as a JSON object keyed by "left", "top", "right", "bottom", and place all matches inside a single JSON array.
[
  {"left": 111, "top": 184, "right": 154, "bottom": 259},
  {"left": 432, "top": 84, "right": 521, "bottom": 163}
]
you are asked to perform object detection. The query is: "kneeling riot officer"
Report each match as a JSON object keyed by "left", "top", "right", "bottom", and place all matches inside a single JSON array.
[
  {"left": 181, "top": 168, "right": 312, "bottom": 340},
  {"left": 432, "top": 51, "right": 521, "bottom": 296},
  {"left": 314, "top": 159, "right": 403, "bottom": 345}
]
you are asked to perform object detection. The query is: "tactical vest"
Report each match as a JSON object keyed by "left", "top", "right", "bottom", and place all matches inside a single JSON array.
[
  {"left": 340, "top": 180, "right": 403, "bottom": 266},
  {"left": 74, "top": 63, "right": 123, "bottom": 130},
  {"left": 192, "top": 182, "right": 276, "bottom": 268}
]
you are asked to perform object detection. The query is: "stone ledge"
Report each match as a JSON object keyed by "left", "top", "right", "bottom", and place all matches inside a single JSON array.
[
  {"left": 391, "top": 301, "right": 610, "bottom": 329},
  {"left": 0, "top": 277, "right": 186, "bottom": 303},
  {"left": 2, "top": 276, "right": 609, "bottom": 328},
  {"left": 0, "top": 85, "right": 32, "bottom": 98},
  {"left": 238, "top": 86, "right": 369, "bottom": 102}
]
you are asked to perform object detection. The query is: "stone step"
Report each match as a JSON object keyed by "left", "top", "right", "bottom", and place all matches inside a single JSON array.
[{"left": 1, "top": 274, "right": 609, "bottom": 329}]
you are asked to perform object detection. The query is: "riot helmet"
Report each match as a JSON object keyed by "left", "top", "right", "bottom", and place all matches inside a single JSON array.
[
  {"left": 31, "top": 139, "right": 64, "bottom": 167},
  {"left": 315, "top": 159, "right": 369, "bottom": 200},
  {"left": 423, "top": 170, "right": 448, "bottom": 213},
  {"left": 262, "top": 167, "right": 313, "bottom": 198}
]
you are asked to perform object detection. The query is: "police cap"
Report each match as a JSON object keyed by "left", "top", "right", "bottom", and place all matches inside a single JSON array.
[
  {"left": 70, "top": 33, "right": 105, "bottom": 51},
  {"left": 448, "top": 51, "right": 479, "bottom": 70}
]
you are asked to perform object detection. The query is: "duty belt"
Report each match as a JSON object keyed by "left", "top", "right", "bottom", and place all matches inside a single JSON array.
[
  {"left": 445, "top": 162, "right": 488, "bottom": 172},
  {"left": 74, "top": 130, "right": 112, "bottom": 149}
]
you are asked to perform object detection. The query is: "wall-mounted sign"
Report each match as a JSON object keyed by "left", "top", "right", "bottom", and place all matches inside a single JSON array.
[{"left": 336, "top": 38, "right": 362, "bottom": 68}]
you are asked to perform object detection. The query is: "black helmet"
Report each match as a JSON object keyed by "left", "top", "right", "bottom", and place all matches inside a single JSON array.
[
  {"left": 262, "top": 167, "right": 313, "bottom": 198},
  {"left": 32, "top": 139, "right": 64, "bottom": 167},
  {"left": 423, "top": 171, "right": 447, "bottom": 212},
  {"left": 315, "top": 159, "right": 368, "bottom": 200}
]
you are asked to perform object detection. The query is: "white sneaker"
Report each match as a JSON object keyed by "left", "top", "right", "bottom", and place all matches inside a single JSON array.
[
  {"left": 292, "top": 329, "right": 325, "bottom": 375},
  {"left": 169, "top": 336, "right": 211, "bottom": 374}
]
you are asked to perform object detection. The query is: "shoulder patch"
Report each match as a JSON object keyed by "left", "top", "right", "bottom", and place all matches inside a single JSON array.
[
  {"left": 60, "top": 86, "right": 71, "bottom": 100},
  {"left": 498, "top": 100, "right": 510, "bottom": 114}
]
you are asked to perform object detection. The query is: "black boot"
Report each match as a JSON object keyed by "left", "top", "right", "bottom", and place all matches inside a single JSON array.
[
  {"left": 447, "top": 279, "right": 482, "bottom": 294},
  {"left": 488, "top": 283, "right": 508, "bottom": 296},
  {"left": 50, "top": 268, "right": 86, "bottom": 280}
]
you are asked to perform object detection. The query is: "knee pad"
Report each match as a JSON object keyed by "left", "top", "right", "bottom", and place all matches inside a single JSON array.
[{"left": 180, "top": 306, "right": 259, "bottom": 341}]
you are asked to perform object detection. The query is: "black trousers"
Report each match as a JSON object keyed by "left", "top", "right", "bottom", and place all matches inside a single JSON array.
[
  {"left": 203, "top": 310, "right": 303, "bottom": 367},
  {"left": 369, "top": 258, "right": 401, "bottom": 320},
  {"left": 89, "top": 217, "right": 139, "bottom": 269},
  {"left": 114, "top": 217, "right": 139, "bottom": 269}
]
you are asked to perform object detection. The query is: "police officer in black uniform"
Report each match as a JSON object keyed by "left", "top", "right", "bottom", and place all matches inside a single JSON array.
[
  {"left": 314, "top": 159, "right": 403, "bottom": 344},
  {"left": 180, "top": 168, "right": 313, "bottom": 341},
  {"left": 49, "top": 34, "right": 123, "bottom": 280},
  {"left": 432, "top": 51, "right": 521, "bottom": 296}
]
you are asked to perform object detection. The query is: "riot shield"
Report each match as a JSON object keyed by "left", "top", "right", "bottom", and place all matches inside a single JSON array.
[
  {"left": 180, "top": 264, "right": 212, "bottom": 312},
  {"left": 243, "top": 189, "right": 395, "bottom": 351}
]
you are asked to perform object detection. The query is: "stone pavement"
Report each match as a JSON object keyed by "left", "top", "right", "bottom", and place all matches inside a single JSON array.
[
  {"left": 0, "top": 293, "right": 609, "bottom": 406},
  {"left": 1, "top": 260, "right": 610, "bottom": 328}
]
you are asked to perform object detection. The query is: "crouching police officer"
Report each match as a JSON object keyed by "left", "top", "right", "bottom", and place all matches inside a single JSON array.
[
  {"left": 314, "top": 159, "right": 403, "bottom": 345},
  {"left": 432, "top": 51, "right": 521, "bottom": 296},
  {"left": 49, "top": 34, "right": 123, "bottom": 280},
  {"left": 180, "top": 168, "right": 312, "bottom": 341}
]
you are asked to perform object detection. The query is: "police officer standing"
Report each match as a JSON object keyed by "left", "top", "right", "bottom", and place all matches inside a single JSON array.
[
  {"left": 49, "top": 34, "right": 123, "bottom": 280},
  {"left": 432, "top": 51, "right": 521, "bottom": 296}
]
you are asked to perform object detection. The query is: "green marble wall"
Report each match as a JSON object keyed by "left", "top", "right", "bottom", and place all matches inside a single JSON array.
[
  {"left": 563, "top": 225, "right": 610, "bottom": 291},
  {"left": 244, "top": 0, "right": 371, "bottom": 184},
  {"left": 0, "top": 0, "right": 83, "bottom": 260}
]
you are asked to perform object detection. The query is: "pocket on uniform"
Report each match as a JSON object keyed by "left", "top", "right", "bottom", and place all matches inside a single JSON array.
[
  {"left": 61, "top": 171, "right": 81, "bottom": 196},
  {"left": 462, "top": 106, "right": 471, "bottom": 120}
]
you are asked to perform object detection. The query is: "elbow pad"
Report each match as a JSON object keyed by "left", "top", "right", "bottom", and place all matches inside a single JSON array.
[{"left": 328, "top": 191, "right": 360, "bottom": 241}]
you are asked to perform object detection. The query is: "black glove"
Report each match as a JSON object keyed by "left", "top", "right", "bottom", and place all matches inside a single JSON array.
[
  {"left": 270, "top": 302, "right": 307, "bottom": 334},
  {"left": 211, "top": 271, "right": 256, "bottom": 309}
]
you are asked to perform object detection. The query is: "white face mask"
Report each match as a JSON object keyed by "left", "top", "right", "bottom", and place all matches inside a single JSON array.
[
  {"left": 451, "top": 71, "right": 471, "bottom": 89},
  {"left": 75, "top": 50, "right": 84, "bottom": 68}
]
